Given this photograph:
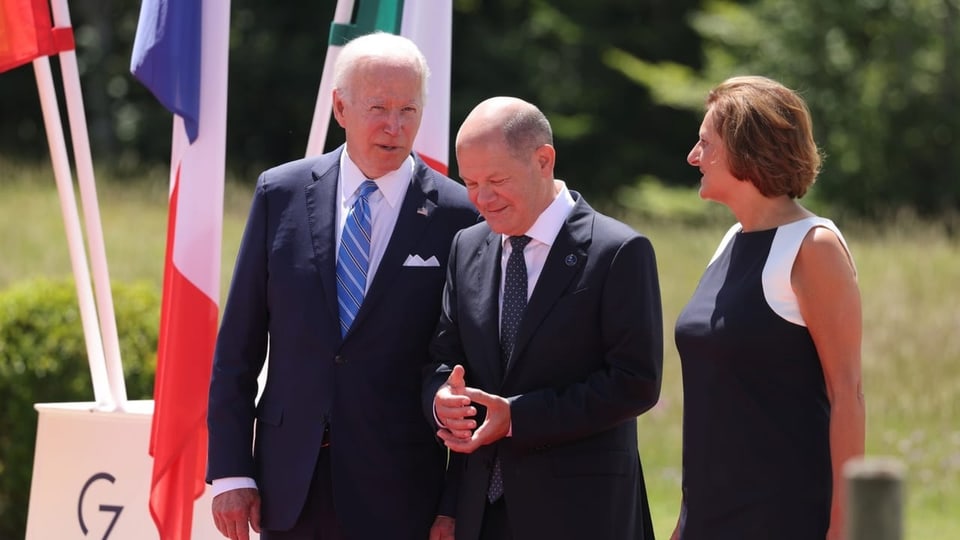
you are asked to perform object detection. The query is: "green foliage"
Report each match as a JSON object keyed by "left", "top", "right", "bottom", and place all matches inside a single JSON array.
[
  {"left": 450, "top": 0, "right": 705, "bottom": 200},
  {"left": 0, "top": 279, "right": 159, "bottom": 540},
  {"left": 617, "top": 0, "right": 960, "bottom": 217},
  {"left": 613, "top": 175, "right": 730, "bottom": 226},
  {"left": 0, "top": 0, "right": 706, "bottom": 206}
]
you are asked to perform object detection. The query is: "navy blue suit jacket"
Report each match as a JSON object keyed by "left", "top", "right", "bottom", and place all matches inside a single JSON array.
[
  {"left": 207, "top": 147, "right": 478, "bottom": 538},
  {"left": 424, "top": 193, "right": 663, "bottom": 540}
]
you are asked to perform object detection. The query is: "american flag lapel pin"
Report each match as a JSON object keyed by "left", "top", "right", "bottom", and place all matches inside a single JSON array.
[{"left": 417, "top": 206, "right": 429, "bottom": 216}]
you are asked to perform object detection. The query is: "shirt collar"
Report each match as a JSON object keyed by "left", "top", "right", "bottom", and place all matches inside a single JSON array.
[
  {"left": 339, "top": 149, "right": 413, "bottom": 209},
  {"left": 501, "top": 180, "right": 575, "bottom": 248}
]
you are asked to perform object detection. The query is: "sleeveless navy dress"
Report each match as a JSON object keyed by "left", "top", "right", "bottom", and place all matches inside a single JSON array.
[{"left": 674, "top": 217, "right": 850, "bottom": 539}]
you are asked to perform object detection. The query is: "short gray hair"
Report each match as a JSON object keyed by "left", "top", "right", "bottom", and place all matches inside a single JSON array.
[{"left": 502, "top": 106, "right": 553, "bottom": 160}]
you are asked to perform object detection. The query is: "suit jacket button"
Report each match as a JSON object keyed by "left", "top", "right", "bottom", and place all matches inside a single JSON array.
[{"left": 334, "top": 355, "right": 345, "bottom": 364}]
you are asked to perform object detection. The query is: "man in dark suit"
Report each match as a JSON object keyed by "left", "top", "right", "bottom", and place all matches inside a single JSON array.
[
  {"left": 423, "top": 97, "right": 663, "bottom": 540},
  {"left": 206, "top": 33, "right": 477, "bottom": 540}
]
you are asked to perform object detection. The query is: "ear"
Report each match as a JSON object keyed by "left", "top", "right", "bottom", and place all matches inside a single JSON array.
[
  {"left": 535, "top": 144, "right": 556, "bottom": 176},
  {"left": 332, "top": 89, "right": 347, "bottom": 128}
]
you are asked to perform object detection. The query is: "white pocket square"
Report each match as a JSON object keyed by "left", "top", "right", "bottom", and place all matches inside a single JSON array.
[{"left": 403, "top": 254, "right": 440, "bottom": 267}]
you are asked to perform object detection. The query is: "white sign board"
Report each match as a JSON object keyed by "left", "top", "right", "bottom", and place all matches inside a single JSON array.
[{"left": 25, "top": 401, "right": 256, "bottom": 539}]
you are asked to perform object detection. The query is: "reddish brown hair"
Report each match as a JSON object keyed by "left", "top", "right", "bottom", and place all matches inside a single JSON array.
[{"left": 706, "top": 76, "right": 822, "bottom": 198}]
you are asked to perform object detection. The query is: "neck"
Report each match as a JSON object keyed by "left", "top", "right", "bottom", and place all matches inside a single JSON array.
[{"left": 731, "top": 196, "right": 810, "bottom": 232}]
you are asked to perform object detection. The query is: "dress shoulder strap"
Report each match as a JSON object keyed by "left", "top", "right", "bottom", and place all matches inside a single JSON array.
[{"left": 762, "top": 216, "right": 854, "bottom": 326}]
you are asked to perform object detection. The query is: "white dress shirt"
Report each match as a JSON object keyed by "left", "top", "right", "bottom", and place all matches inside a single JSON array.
[
  {"left": 336, "top": 150, "right": 414, "bottom": 291},
  {"left": 212, "top": 151, "right": 414, "bottom": 496},
  {"left": 498, "top": 181, "right": 575, "bottom": 311}
]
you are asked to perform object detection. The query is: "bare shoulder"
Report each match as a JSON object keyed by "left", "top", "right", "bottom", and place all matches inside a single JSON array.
[
  {"left": 800, "top": 226, "right": 855, "bottom": 270},
  {"left": 794, "top": 225, "right": 857, "bottom": 292}
]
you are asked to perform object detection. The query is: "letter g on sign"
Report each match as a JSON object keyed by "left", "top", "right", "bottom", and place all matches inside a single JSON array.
[{"left": 77, "top": 472, "right": 124, "bottom": 539}]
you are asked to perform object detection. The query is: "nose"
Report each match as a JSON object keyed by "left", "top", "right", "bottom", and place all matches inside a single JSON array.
[
  {"left": 383, "top": 110, "right": 400, "bottom": 135},
  {"left": 687, "top": 144, "right": 700, "bottom": 167},
  {"left": 474, "top": 185, "right": 497, "bottom": 207}
]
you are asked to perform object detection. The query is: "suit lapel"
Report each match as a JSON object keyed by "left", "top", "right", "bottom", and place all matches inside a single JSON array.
[
  {"left": 505, "top": 198, "right": 593, "bottom": 377},
  {"left": 470, "top": 230, "right": 505, "bottom": 389},
  {"left": 346, "top": 159, "right": 437, "bottom": 337},
  {"left": 304, "top": 153, "right": 342, "bottom": 330}
]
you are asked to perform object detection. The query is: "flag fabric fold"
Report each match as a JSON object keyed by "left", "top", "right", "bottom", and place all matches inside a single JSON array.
[
  {"left": 0, "top": 0, "right": 74, "bottom": 73},
  {"left": 130, "top": 0, "right": 202, "bottom": 142},
  {"left": 131, "top": 0, "right": 230, "bottom": 538}
]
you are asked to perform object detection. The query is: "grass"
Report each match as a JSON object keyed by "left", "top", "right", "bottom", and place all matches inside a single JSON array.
[{"left": 2, "top": 161, "right": 958, "bottom": 538}]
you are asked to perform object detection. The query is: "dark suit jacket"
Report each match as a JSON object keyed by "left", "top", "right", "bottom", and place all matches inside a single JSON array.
[
  {"left": 207, "top": 146, "right": 478, "bottom": 538},
  {"left": 424, "top": 193, "right": 663, "bottom": 540}
]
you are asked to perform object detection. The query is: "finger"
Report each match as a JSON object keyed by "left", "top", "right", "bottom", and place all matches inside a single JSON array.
[
  {"left": 437, "top": 409, "right": 477, "bottom": 429},
  {"left": 224, "top": 519, "right": 238, "bottom": 540},
  {"left": 437, "top": 403, "right": 476, "bottom": 418},
  {"left": 438, "top": 416, "right": 476, "bottom": 431},
  {"left": 212, "top": 512, "right": 227, "bottom": 537},
  {"left": 237, "top": 521, "right": 250, "bottom": 540},
  {"left": 461, "top": 386, "right": 496, "bottom": 405},
  {"left": 439, "top": 426, "right": 473, "bottom": 439},
  {"left": 437, "top": 427, "right": 472, "bottom": 440},
  {"left": 249, "top": 497, "right": 261, "bottom": 533},
  {"left": 439, "top": 430, "right": 481, "bottom": 453},
  {"left": 436, "top": 394, "right": 472, "bottom": 408},
  {"left": 448, "top": 364, "right": 466, "bottom": 388}
]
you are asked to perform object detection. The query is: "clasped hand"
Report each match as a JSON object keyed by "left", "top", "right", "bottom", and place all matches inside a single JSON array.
[{"left": 434, "top": 364, "right": 510, "bottom": 453}]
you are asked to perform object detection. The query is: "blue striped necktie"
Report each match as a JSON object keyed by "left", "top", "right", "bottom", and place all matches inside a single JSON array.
[{"left": 336, "top": 180, "right": 378, "bottom": 337}]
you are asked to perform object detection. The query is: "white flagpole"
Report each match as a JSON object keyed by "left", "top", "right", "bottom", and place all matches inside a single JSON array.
[
  {"left": 305, "top": 0, "right": 356, "bottom": 157},
  {"left": 49, "top": 0, "right": 128, "bottom": 408},
  {"left": 32, "top": 55, "right": 114, "bottom": 410}
]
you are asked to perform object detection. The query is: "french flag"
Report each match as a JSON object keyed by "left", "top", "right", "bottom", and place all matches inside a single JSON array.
[{"left": 130, "top": 1, "right": 231, "bottom": 538}]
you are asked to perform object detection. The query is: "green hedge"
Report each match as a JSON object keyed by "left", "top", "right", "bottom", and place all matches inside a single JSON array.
[{"left": 0, "top": 279, "right": 159, "bottom": 539}]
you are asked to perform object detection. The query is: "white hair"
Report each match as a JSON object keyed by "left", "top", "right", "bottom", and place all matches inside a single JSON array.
[{"left": 333, "top": 32, "right": 430, "bottom": 103}]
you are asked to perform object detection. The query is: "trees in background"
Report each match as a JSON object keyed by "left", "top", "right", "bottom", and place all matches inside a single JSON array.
[
  {"left": 0, "top": 0, "right": 956, "bottom": 217},
  {"left": 615, "top": 0, "right": 960, "bottom": 217}
]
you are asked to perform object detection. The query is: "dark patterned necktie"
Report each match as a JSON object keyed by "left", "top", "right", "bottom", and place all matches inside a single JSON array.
[
  {"left": 500, "top": 235, "right": 531, "bottom": 364},
  {"left": 488, "top": 234, "right": 531, "bottom": 503}
]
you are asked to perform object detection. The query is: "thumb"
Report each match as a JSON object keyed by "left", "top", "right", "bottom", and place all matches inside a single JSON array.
[{"left": 448, "top": 364, "right": 466, "bottom": 388}]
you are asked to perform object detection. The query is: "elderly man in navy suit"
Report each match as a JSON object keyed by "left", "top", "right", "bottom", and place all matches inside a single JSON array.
[
  {"left": 425, "top": 97, "right": 663, "bottom": 540},
  {"left": 206, "top": 32, "right": 477, "bottom": 540}
]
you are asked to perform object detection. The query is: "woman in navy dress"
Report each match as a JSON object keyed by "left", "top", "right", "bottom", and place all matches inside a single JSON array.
[{"left": 671, "top": 76, "right": 865, "bottom": 540}]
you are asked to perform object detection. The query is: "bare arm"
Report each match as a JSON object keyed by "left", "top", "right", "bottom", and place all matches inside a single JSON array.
[{"left": 793, "top": 226, "right": 866, "bottom": 540}]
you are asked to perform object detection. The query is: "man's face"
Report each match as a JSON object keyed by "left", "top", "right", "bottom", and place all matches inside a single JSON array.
[
  {"left": 457, "top": 136, "right": 553, "bottom": 236},
  {"left": 333, "top": 60, "right": 423, "bottom": 179}
]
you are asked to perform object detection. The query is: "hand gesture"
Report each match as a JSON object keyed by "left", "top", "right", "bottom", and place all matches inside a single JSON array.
[
  {"left": 434, "top": 364, "right": 476, "bottom": 439},
  {"left": 438, "top": 387, "right": 510, "bottom": 454}
]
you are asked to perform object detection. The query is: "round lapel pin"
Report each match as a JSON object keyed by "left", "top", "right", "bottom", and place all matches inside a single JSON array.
[{"left": 564, "top": 254, "right": 578, "bottom": 266}]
